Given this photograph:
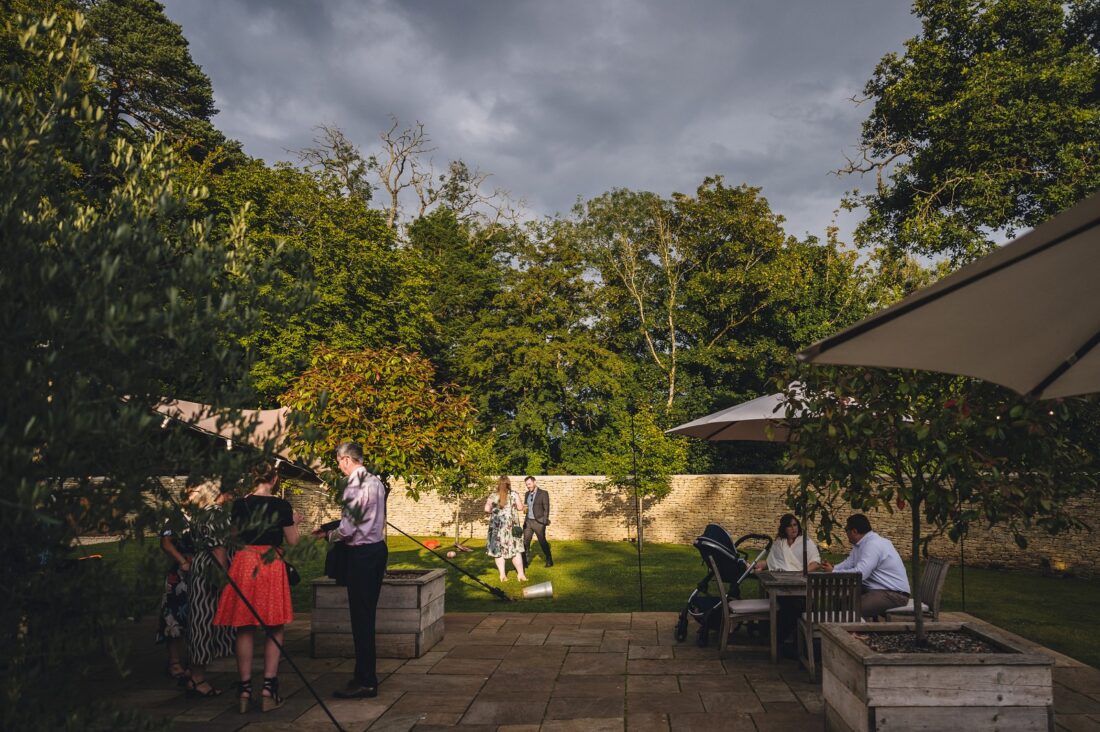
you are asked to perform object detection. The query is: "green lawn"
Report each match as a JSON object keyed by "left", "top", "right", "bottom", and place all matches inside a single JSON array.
[{"left": 90, "top": 536, "right": 1100, "bottom": 669}]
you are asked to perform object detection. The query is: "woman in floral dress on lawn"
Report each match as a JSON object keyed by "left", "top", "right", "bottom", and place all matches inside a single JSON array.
[{"left": 484, "top": 476, "right": 527, "bottom": 582}]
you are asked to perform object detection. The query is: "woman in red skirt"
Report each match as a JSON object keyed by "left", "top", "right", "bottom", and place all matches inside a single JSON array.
[{"left": 214, "top": 462, "right": 300, "bottom": 713}]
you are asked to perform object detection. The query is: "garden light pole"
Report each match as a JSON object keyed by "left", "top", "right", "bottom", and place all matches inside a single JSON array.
[{"left": 629, "top": 403, "right": 644, "bottom": 611}]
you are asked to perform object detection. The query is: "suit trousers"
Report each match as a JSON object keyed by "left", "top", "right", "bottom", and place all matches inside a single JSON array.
[
  {"left": 346, "top": 541, "right": 388, "bottom": 687},
  {"left": 522, "top": 520, "right": 552, "bottom": 566}
]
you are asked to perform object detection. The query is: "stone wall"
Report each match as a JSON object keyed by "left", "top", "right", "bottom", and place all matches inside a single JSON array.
[{"left": 284, "top": 474, "right": 1100, "bottom": 578}]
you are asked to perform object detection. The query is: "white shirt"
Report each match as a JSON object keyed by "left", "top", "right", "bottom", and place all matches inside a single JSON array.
[
  {"left": 833, "top": 531, "right": 910, "bottom": 594},
  {"left": 766, "top": 536, "right": 821, "bottom": 572}
]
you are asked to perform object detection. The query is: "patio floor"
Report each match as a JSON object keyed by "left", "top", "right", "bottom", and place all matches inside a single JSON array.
[{"left": 99, "top": 611, "right": 1100, "bottom": 731}]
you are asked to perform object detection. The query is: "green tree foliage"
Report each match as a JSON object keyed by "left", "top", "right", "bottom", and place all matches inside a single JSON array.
[
  {"left": 581, "top": 179, "right": 871, "bottom": 472},
  {"left": 82, "top": 0, "right": 242, "bottom": 160},
  {"left": 848, "top": 0, "right": 1100, "bottom": 263},
  {"left": 406, "top": 207, "right": 508, "bottom": 382},
  {"left": 458, "top": 221, "right": 628, "bottom": 474},
  {"left": 1, "top": 15, "right": 276, "bottom": 728},
  {"left": 202, "top": 160, "right": 437, "bottom": 402},
  {"left": 784, "top": 367, "right": 1100, "bottom": 640},
  {"left": 281, "top": 346, "right": 483, "bottom": 498}
]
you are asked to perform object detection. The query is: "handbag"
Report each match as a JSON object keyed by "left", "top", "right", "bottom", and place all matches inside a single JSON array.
[
  {"left": 285, "top": 561, "right": 301, "bottom": 587},
  {"left": 511, "top": 523, "right": 524, "bottom": 539},
  {"left": 276, "top": 547, "right": 301, "bottom": 587}
]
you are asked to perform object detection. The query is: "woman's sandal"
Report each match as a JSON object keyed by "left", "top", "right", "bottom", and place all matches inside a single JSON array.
[
  {"left": 185, "top": 678, "right": 223, "bottom": 698},
  {"left": 262, "top": 677, "right": 283, "bottom": 712},
  {"left": 166, "top": 661, "right": 189, "bottom": 685},
  {"left": 237, "top": 680, "right": 252, "bottom": 714}
]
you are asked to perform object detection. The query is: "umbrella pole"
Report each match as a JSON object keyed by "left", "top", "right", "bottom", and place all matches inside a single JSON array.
[{"left": 629, "top": 405, "right": 644, "bottom": 612}]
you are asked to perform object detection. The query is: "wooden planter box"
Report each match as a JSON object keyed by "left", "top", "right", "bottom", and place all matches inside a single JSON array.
[
  {"left": 311, "top": 568, "right": 446, "bottom": 659},
  {"left": 821, "top": 621, "right": 1053, "bottom": 732}
]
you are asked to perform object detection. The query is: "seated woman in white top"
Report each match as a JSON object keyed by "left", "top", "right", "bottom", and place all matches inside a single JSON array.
[
  {"left": 756, "top": 513, "right": 821, "bottom": 572},
  {"left": 755, "top": 514, "right": 820, "bottom": 654}
]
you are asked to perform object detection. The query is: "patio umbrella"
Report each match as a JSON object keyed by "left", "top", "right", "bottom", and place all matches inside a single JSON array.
[
  {"left": 668, "top": 390, "right": 813, "bottom": 574},
  {"left": 665, "top": 391, "right": 795, "bottom": 442},
  {"left": 797, "top": 191, "right": 1100, "bottom": 400}
]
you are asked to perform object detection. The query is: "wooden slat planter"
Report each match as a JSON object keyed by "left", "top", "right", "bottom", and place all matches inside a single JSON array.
[
  {"left": 821, "top": 621, "right": 1053, "bottom": 732},
  {"left": 311, "top": 568, "right": 446, "bottom": 659}
]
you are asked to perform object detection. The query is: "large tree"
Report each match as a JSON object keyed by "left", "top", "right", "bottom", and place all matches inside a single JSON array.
[
  {"left": 1, "top": 15, "right": 276, "bottom": 728},
  {"left": 846, "top": 0, "right": 1100, "bottom": 263},
  {"left": 200, "top": 160, "right": 438, "bottom": 402},
  {"left": 458, "top": 221, "right": 627, "bottom": 474},
  {"left": 581, "top": 178, "right": 871, "bottom": 472},
  {"left": 82, "top": 0, "right": 242, "bottom": 160}
]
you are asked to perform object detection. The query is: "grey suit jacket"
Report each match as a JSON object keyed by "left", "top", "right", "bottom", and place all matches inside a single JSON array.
[{"left": 525, "top": 488, "right": 550, "bottom": 525}]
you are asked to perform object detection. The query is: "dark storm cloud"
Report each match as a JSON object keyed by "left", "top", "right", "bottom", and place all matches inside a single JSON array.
[{"left": 162, "top": 0, "right": 918, "bottom": 240}]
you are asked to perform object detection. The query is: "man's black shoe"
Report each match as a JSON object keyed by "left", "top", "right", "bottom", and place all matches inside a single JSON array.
[
  {"left": 544, "top": 561, "right": 554, "bottom": 568},
  {"left": 334, "top": 685, "right": 378, "bottom": 699}
]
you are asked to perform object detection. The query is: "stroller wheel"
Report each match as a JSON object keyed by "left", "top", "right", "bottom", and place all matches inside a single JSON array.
[{"left": 674, "top": 609, "right": 688, "bottom": 642}]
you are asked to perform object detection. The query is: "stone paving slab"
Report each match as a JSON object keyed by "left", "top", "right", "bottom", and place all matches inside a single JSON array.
[{"left": 99, "top": 610, "right": 1100, "bottom": 731}]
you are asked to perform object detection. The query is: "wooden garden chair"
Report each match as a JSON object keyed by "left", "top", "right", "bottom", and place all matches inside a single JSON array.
[
  {"left": 885, "top": 557, "right": 951, "bottom": 622},
  {"left": 798, "top": 572, "right": 862, "bottom": 681},
  {"left": 707, "top": 555, "right": 771, "bottom": 658}
]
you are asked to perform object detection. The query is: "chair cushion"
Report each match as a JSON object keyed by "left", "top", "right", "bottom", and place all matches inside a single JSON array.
[
  {"left": 885, "top": 600, "right": 930, "bottom": 614},
  {"left": 728, "top": 598, "right": 771, "bottom": 614}
]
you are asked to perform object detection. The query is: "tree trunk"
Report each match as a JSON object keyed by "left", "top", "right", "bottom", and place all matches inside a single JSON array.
[
  {"left": 911, "top": 500, "right": 924, "bottom": 643},
  {"left": 454, "top": 503, "right": 461, "bottom": 547}
]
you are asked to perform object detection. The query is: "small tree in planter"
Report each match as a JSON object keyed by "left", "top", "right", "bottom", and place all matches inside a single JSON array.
[
  {"left": 783, "top": 366, "right": 1099, "bottom": 642},
  {"left": 594, "top": 403, "right": 688, "bottom": 547},
  {"left": 281, "top": 346, "right": 484, "bottom": 499}
]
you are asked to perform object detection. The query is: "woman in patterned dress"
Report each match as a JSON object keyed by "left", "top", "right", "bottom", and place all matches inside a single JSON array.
[
  {"left": 155, "top": 500, "right": 194, "bottom": 684},
  {"left": 181, "top": 481, "right": 237, "bottom": 697},
  {"left": 484, "top": 476, "right": 527, "bottom": 583}
]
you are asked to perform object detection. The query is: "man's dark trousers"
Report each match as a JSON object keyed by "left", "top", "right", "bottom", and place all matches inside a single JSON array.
[
  {"left": 346, "top": 541, "right": 388, "bottom": 687},
  {"left": 523, "top": 520, "right": 552, "bottom": 567}
]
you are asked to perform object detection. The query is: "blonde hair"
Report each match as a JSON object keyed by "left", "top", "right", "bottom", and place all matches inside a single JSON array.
[
  {"left": 496, "top": 476, "right": 511, "bottom": 507},
  {"left": 187, "top": 480, "right": 221, "bottom": 509}
]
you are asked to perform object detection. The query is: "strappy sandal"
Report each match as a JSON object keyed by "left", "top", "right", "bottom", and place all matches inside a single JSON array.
[
  {"left": 185, "top": 678, "right": 223, "bottom": 698},
  {"left": 237, "top": 679, "right": 252, "bottom": 714},
  {"left": 262, "top": 676, "right": 283, "bottom": 712}
]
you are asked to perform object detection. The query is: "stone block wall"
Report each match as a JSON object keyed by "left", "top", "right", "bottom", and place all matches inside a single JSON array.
[{"left": 284, "top": 474, "right": 1100, "bottom": 578}]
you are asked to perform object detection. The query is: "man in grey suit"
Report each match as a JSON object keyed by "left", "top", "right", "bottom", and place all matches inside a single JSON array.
[{"left": 521, "top": 476, "right": 553, "bottom": 568}]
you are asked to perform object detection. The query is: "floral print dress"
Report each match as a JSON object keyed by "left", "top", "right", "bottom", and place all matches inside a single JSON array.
[{"left": 485, "top": 491, "right": 525, "bottom": 559}]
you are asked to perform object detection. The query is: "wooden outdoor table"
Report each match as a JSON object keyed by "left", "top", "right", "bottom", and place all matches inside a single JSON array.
[{"left": 755, "top": 570, "right": 807, "bottom": 663}]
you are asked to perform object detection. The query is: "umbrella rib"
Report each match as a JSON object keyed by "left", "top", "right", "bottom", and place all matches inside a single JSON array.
[
  {"left": 1028, "top": 327, "right": 1100, "bottom": 399},
  {"left": 701, "top": 423, "right": 731, "bottom": 440},
  {"left": 800, "top": 212, "right": 1100, "bottom": 360}
]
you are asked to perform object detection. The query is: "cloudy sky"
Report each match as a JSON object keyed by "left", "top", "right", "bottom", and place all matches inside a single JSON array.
[{"left": 161, "top": 0, "right": 920, "bottom": 243}]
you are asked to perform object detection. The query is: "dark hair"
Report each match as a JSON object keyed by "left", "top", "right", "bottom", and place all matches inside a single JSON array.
[
  {"left": 776, "top": 513, "right": 801, "bottom": 538},
  {"left": 845, "top": 514, "right": 872, "bottom": 535},
  {"left": 251, "top": 461, "right": 279, "bottom": 486},
  {"left": 524, "top": 475, "right": 536, "bottom": 483}
]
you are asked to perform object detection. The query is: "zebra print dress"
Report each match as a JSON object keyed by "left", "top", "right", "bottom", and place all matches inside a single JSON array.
[{"left": 187, "top": 506, "right": 236, "bottom": 666}]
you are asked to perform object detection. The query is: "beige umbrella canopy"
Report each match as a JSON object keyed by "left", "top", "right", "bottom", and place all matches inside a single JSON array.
[
  {"left": 151, "top": 399, "right": 324, "bottom": 477},
  {"left": 666, "top": 391, "right": 793, "bottom": 441},
  {"left": 798, "top": 191, "right": 1100, "bottom": 399}
]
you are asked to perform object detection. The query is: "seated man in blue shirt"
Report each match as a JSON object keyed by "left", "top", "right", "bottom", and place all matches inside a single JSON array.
[{"left": 820, "top": 514, "right": 910, "bottom": 620}]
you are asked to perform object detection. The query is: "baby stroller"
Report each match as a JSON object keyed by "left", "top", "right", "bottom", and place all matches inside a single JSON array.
[{"left": 675, "top": 524, "right": 773, "bottom": 647}]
